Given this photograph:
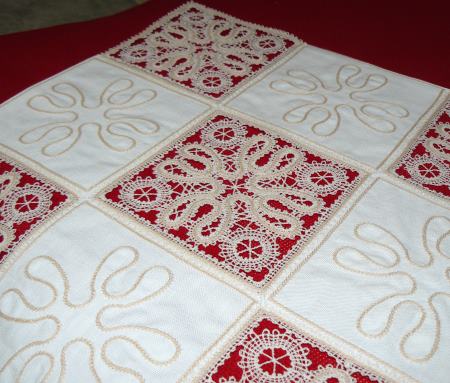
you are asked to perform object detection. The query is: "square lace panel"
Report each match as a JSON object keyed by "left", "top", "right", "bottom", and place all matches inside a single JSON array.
[
  {"left": 103, "top": 114, "right": 362, "bottom": 287},
  {"left": 106, "top": 2, "right": 299, "bottom": 99}
]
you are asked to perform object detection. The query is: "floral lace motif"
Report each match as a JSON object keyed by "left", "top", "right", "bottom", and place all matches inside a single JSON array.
[
  {"left": 106, "top": 2, "right": 298, "bottom": 99},
  {"left": 0, "top": 156, "right": 69, "bottom": 263},
  {"left": 394, "top": 99, "right": 450, "bottom": 198},
  {"left": 201, "top": 315, "right": 385, "bottom": 383},
  {"left": 103, "top": 114, "right": 361, "bottom": 287}
]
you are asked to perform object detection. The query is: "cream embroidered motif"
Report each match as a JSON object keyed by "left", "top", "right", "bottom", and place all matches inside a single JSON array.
[
  {"left": 20, "top": 79, "right": 160, "bottom": 156},
  {"left": 270, "top": 64, "right": 409, "bottom": 136},
  {"left": 103, "top": 114, "right": 362, "bottom": 287},
  {"left": 0, "top": 246, "right": 180, "bottom": 381},
  {"left": 333, "top": 218, "right": 450, "bottom": 362},
  {"left": 106, "top": 2, "right": 298, "bottom": 99}
]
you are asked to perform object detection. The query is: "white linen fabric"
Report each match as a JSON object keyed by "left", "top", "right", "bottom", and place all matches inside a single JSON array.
[
  {"left": 229, "top": 45, "right": 442, "bottom": 168},
  {"left": 274, "top": 180, "right": 450, "bottom": 383},
  {"left": 0, "top": 58, "right": 208, "bottom": 190}
]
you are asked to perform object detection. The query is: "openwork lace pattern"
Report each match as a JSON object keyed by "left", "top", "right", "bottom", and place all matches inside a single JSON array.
[
  {"left": 200, "top": 314, "right": 386, "bottom": 383},
  {"left": 393, "top": 98, "right": 450, "bottom": 199},
  {"left": 0, "top": 155, "right": 70, "bottom": 263},
  {"left": 106, "top": 2, "right": 299, "bottom": 99},
  {"left": 103, "top": 114, "right": 362, "bottom": 287}
]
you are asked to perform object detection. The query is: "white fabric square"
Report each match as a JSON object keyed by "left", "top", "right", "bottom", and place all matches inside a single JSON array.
[
  {"left": 0, "top": 58, "right": 208, "bottom": 189},
  {"left": 274, "top": 179, "right": 450, "bottom": 383},
  {"left": 0, "top": 204, "right": 250, "bottom": 382},
  {"left": 229, "top": 46, "right": 442, "bottom": 167}
]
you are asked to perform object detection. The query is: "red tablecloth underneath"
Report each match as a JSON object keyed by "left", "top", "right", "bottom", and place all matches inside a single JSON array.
[{"left": 1, "top": 0, "right": 449, "bottom": 104}]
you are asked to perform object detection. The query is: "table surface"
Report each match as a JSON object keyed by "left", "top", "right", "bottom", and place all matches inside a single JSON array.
[{"left": 0, "top": 0, "right": 449, "bottom": 104}]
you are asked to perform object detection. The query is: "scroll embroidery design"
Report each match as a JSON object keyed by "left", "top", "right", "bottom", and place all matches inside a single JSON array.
[
  {"left": 103, "top": 114, "right": 362, "bottom": 287},
  {"left": 333, "top": 217, "right": 450, "bottom": 362},
  {"left": 270, "top": 64, "right": 409, "bottom": 137},
  {"left": 20, "top": 79, "right": 160, "bottom": 157},
  {"left": 201, "top": 315, "right": 385, "bottom": 383},
  {"left": 107, "top": 3, "right": 297, "bottom": 99},
  {"left": 0, "top": 246, "right": 180, "bottom": 381}
]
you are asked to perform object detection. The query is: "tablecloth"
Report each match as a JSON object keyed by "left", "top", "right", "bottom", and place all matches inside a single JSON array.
[{"left": 0, "top": 2, "right": 449, "bottom": 383}]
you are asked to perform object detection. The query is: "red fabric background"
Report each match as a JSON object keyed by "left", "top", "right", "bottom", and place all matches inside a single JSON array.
[{"left": 0, "top": 0, "right": 449, "bottom": 104}]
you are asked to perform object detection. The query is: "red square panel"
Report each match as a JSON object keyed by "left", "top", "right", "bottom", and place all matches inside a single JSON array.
[
  {"left": 393, "top": 98, "right": 449, "bottom": 199},
  {"left": 0, "top": 156, "right": 71, "bottom": 263},
  {"left": 103, "top": 114, "right": 362, "bottom": 286}
]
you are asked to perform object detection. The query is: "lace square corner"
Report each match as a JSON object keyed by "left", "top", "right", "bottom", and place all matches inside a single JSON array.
[{"left": 200, "top": 313, "right": 386, "bottom": 383}]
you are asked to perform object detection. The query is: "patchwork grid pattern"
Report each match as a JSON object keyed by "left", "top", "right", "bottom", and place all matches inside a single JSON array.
[{"left": 0, "top": 2, "right": 448, "bottom": 383}]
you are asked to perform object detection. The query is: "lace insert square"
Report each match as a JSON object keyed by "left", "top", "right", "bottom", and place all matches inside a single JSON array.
[
  {"left": 102, "top": 114, "right": 362, "bottom": 287},
  {"left": 0, "top": 155, "right": 71, "bottom": 264},
  {"left": 393, "top": 97, "right": 450, "bottom": 199},
  {"left": 200, "top": 314, "right": 385, "bottom": 383},
  {"left": 105, "top": 2, "right": 299, "bottom": 99}
]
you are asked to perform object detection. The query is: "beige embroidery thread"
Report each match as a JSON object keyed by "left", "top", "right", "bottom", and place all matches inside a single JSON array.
[
  {"left": 20, "top": 79, "right": 160, "bottom": 156},
  {"left": 270, "top": 64, "right": 409, "bottom": 137},
  {"left": 0, "top": 246, "right": 180, "bottom": 381},
  {"left": 16, "top": 352, "right": 54, "bottom": 383},
  {"left": 333, "top": 216, "right": 450, "bottom": 362}
]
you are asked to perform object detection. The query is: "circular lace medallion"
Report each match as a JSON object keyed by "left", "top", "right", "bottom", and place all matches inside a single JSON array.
[
  {"left": 3, "top": 184, "right": 52, "bottom": 223},
  {"left": 405, "top": 156, "right": 448, "bottom": 185},
  {"left": 300, "top": 163, "right": 346, "bottom": 194},
  {"left": 193, "top": 70, "right": 232, "bottom": 94},
  {"left": 250, "top": 35, "right": 283, "bottom": 54},
  {"left": 238, "top": 328, "right": 311, "bottom": 383},
  {"left": 120, "top": 44, "right": 155, "bottom": 63},
  {"left": 221, "top": 230, "right": 278, "bottom": 272},
  {"left": 202, "top": 120, "right": 246, "bottom": 147},
  {"left": 120, "top": 177, "right": 171, "bottom": 212}
]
